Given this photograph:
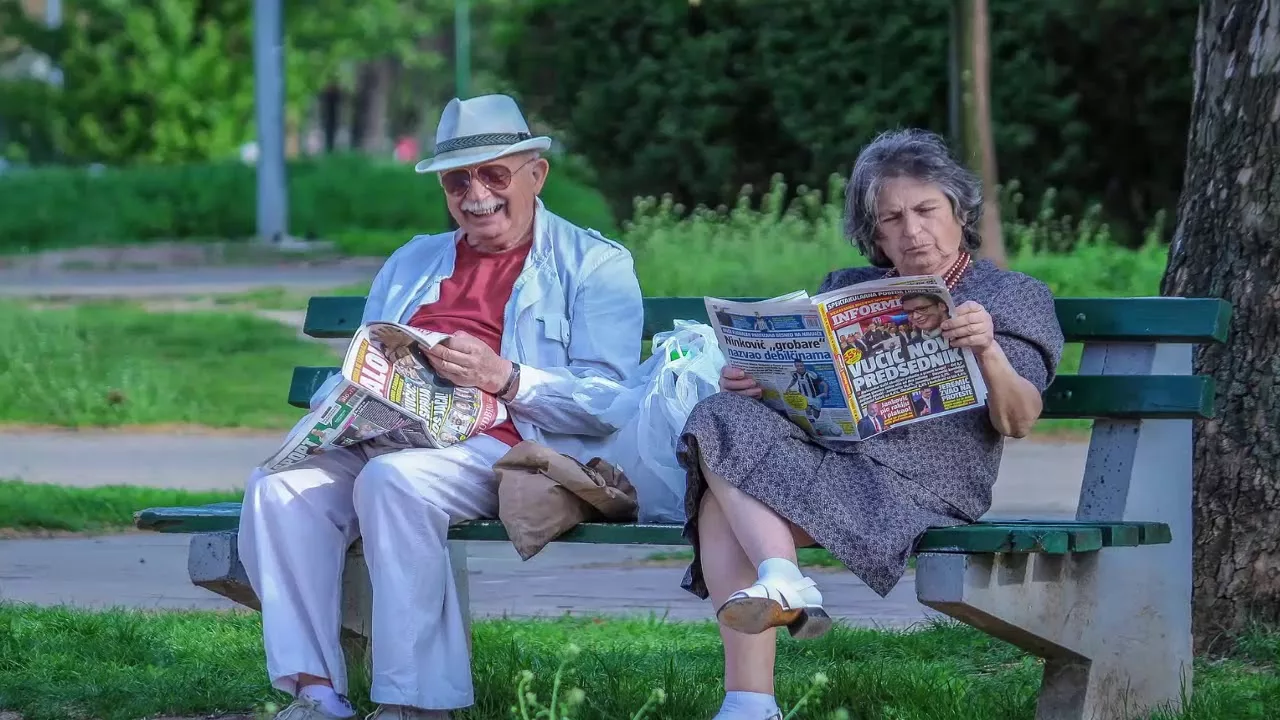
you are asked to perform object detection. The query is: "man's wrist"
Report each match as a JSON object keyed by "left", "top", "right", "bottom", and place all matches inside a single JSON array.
[{"left": 494, "top": 360, "right": 520, "bottom": 400}]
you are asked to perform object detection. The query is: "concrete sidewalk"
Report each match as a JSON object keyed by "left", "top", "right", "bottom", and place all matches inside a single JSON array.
[
  {"left": 0, "top": 430, "right": 1086, "bottom": 625},
  {"left": 0, "top": 533, "right": 938, "bottom": 628},
  {"left": 0, "top": 264, "right": 378, "bottom": 299},
  {"left": 0, "top": 430, "right": 1088, "bottom": 518}
]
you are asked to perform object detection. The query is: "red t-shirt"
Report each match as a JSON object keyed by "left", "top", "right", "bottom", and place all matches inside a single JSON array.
[{"left": 406, "top": 236, "right": 531, "bottom": 447}]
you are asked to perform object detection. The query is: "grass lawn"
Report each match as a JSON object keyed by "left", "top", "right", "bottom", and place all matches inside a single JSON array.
[
  {"left": 0, "top": 480, "right": 242, "bottom": 534},
  {"left": 0, "top": 605, "right": 1275, "bottom": 720},
  {"left": 0, "top": 300, "right": 336, "bottom": 429}
]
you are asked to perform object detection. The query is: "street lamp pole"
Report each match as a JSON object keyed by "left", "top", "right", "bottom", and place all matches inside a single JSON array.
[
  {"left": 254, "top": 0, "right": 288, "bottom": 244},
  {"left": 445, "top": 0, "right": 471, "bottom": 232}
]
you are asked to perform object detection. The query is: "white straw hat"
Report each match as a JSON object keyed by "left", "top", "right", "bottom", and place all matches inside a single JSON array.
[{"left": 414, "top": 94, "right": 552, "bottom": 174}]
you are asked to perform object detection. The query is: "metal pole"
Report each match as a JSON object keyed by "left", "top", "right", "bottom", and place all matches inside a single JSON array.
[
  {"left": 455, "top": 0, "right": 471, "bottom": 99},
  {"left": 254, "top": 0, "right": 288, "bottom": 243},
  {"left": 445, "top": 0, "right": 471, "bottom": 232},
  {"left": 45, "top": 0, "right": 63, "bottom": 87}
]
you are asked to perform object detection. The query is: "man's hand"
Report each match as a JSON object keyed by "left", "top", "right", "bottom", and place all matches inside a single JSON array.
[
  {"left": 941, "top": 301, "right": 996, "bottom": 357},
  {"left": 425, "top": 331, "right": 513, "bottom": 395},
  {"left": 720, "top": 365, "right": 762, "bottom": 399}
]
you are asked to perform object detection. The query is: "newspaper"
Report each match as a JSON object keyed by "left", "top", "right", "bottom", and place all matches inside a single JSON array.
[
  {"left": 261, "top": 322, "right": 508, "bottom": 471},
  {"left": 705, "top": 274, "right": 988, "bottom": 441}
]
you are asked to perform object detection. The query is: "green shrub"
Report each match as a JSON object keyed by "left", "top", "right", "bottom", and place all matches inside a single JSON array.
[
  {"left": 622, "top": 175, "right": 1167, "bottom": 299},
  {"left": 501, "top": 0, "right": 1197, "bottom": 247},
  {"left": 0, "top": 154, "right": 617, "bottom": 252},
  {"left": 0, "top": 0, "right": 440, "bottom": 165}
]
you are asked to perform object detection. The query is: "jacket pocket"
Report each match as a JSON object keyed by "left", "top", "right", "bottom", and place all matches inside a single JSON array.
[{"left": 538, "top": 314, "right": 572, "bottom": 346}]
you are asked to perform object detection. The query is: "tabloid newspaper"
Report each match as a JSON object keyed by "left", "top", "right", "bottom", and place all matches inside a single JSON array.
[
  {"left": 705, "top": 274, "right": 988, "bottom": 441},
  {"left": 261, "top": 322, "right": 507, "bottom": 471}
]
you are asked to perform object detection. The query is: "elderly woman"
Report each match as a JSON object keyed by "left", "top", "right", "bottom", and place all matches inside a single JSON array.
[{"left": 677, "top": 128, "right": 1065, "bottom": 720}]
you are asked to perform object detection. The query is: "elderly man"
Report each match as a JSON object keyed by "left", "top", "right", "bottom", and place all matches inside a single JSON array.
[{"left": 238, "top": 94, "right": 644, "bottom": 720}]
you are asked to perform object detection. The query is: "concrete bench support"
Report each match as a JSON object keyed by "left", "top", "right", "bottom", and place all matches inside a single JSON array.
[
  {"left": 915, "top": 342, "right": 1193, "bottom": 720},
  {"left": 188, "top": 531, "right": 473, "bottom": 653}
]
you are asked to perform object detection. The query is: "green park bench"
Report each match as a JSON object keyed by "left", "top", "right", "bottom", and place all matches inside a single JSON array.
[{"left": 135, "top": 292, "right": 1231, "bottom": 720}]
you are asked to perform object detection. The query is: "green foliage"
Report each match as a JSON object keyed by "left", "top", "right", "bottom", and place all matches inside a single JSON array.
[
  {"left": 0, "top": 0, "right": 446, "bottom": 164},
  {"left": 621, "top": 175, "right": 1168, "bottom": 300},
  {"left": 2, "top": 606, "right": 1277, "bottom": 720},
  {"left": 0, "top": 479, "right": 242, "bottom": 532},
  {"left": 501, "top": 0, "right": 1199, "bottom": 246},
  {"left": 0, "top": 153, "right": 616, "bottom": 251}
]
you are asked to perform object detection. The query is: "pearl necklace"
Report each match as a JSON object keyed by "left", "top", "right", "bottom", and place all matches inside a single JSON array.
[{"left": 883, "top": 250, "right": 973, "bottom": 290}]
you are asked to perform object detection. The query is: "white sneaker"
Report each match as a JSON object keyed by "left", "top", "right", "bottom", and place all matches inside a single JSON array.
[
  {"left": 274, "top": 696, "right": 345, "bottom": 720},
  {"left": 365, "top": 705, "right": 451, "bottom": 720},
  {"left": 716, "top": 574, "right": 831, "bottom": 639}
]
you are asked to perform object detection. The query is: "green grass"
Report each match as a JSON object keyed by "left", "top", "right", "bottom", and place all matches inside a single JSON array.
[
  {"left": 0, "top": 604, "right": 1275, "bottom": 720},
  {"left": 0, "top": 301, "right": 337, "bottom": 429},
  {"left": 0, "top": 480, "right": 242, "bottom": 533}
]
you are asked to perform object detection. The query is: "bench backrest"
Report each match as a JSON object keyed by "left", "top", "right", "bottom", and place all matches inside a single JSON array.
[{"left": 288, "top": 295, "right": 1231, "bottom": 421}]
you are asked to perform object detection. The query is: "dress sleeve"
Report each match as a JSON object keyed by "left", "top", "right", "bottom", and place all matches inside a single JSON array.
[{"left": 986, "top": 273, "right": 1065, "bottom": 391}]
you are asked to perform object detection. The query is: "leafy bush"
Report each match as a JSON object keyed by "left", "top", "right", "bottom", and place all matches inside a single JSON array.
[
  {"left": 0, "top": 154, "right": 617, "bottom": 252},
  {"left": 622, "top": 175, "right": 1169, "bottom": 300},
  {"left": 502, "top": 0, "right": 1198, "bottom": 247},
  {"left": 0, "top": 0, "right": 441, "bottom": 164}
]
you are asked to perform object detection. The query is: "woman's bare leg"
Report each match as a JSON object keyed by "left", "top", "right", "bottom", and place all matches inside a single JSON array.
[
  {"left": 698, "top": 490, "right": 777, "bottom": 695},
  {"left": 699, "top": 456, "right": 796, "bottom": 566}
]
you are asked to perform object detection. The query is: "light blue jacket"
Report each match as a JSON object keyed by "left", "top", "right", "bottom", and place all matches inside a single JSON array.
[{"left": 310, "top": 198, "right": 645, "bottom": 462}]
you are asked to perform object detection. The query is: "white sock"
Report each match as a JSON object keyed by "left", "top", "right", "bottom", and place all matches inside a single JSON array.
[
  {"left": 713, "top": 690, "right": 781, "bottom": 719},
  {"left": 757, "top": 557, "right": 804, "bottom": 583},
  {"left": 299, "top": 684, "right": 356, "bottom": 718}
]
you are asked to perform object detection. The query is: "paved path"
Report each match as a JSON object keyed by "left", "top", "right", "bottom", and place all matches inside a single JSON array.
[
  {"left": 0, "top": 430, "right": 1085, "bottom": 625},
  {"left": 0, "top": 534, "right": 935, "bottom": 628},
  {"left": 0, "top": 264, "right": 378, "bottom": 299},
  {"left": 0, "top": 430, "right": 1087, "bottom": 518}
]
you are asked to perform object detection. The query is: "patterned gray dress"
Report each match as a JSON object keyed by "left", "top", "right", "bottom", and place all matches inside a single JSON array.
[{"left": 677, "top": 259, "right": 1065, "bottom": 598}]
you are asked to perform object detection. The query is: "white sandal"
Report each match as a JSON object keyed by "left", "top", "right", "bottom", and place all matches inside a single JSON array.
[{"left": 715, "top": 574, "right": 832, "bottom": 639}]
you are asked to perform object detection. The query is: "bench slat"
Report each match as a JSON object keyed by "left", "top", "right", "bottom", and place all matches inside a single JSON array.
[
  {"left": 286, "top": 366, "right": 1215, "bottom": 420},
  {"left": 133, "top": 504, "right": 1171, "bottom": 554},
  {"left": 303, "top": 296, "right": 1231, "bottom": 344}
]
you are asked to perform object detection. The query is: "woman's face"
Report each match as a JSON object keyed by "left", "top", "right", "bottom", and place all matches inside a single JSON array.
[{"left": 873, "top": 176, "right": 964, "bottom": 276}]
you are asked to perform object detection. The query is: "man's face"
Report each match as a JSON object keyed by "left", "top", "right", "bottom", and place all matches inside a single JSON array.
[
  {"left": 439, "top": 152, "right": 548, "bottom": 246},
  {"left": 794, "top": 361, "right": 806, "bottom": 372},
  {"left": 904, "top": 296, "right": 946, "bottom": 331}
]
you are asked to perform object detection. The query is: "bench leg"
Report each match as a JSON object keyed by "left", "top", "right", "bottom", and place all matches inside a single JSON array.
[
  {"left": 449, "top": 539, "right": 473, "bottom": 656},
  {"left": 917, "top": 550, "right": 1189, "bottom": 720}
]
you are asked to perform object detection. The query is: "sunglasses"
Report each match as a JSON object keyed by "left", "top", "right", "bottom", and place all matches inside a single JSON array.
[{"left": 439, "top": 157, "right": 538, "bottom": 197}]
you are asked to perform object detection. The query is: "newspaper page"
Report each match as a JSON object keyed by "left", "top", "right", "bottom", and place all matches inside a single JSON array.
[
  {"left": 260, "top": 322, "right": 507, "bottom": 472},
  {"left": 811, "top": 275, "right": 988, "bottom": 439},
  {"left": 704, "top": 293, "right": 858, "bottom": 440}
]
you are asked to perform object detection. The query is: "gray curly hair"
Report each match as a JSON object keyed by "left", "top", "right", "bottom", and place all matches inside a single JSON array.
[{"left": 842, "top": 128, "right": 983, "bottom": 268}]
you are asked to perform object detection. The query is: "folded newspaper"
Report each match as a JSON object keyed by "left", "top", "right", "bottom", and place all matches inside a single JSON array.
[
  {"left": 705, "top": 274, "right": 988, "bottom": 441},
  {"left": 261, "top": 322, "right": 507, "bottom": 471}
]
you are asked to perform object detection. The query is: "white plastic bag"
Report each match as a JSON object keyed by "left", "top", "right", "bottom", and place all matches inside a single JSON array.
[{"left": 579, "top": 320, "right": 726, "bottom": 523}]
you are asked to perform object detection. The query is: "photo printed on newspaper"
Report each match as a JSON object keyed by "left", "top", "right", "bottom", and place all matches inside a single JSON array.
[{"left": 812, "top": 276, "right": 988, "bottom": 439}]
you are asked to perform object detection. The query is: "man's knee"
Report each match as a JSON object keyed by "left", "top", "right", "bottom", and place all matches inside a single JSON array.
[
  {"left": 353, "top": 452, "right": 439, "bottom": 509},
  {"left": 244, "top": 468, "right": 291, "bottom": 513}
]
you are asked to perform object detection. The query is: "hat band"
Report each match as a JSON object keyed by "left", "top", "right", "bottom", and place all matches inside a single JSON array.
[{"left": 434, "top": 131, "right": 533, "bottom": 156}]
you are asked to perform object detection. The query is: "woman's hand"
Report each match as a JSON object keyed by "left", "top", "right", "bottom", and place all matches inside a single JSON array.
[
  {"left": 720, "top": 365, "right": 762, "bottom": 398},
  {"left": 940, "top": 301, "right": 995, "bottom": 358}
]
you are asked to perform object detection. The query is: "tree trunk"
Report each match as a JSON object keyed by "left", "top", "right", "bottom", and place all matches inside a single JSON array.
[
  {"left": 958, "top": 0, "right": 1007, "bottom": 268},
  {"left": 1160, "top": 0, "right": 1280, "bottom": 655}
]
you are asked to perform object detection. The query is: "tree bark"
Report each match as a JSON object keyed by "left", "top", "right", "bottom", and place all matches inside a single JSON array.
[
  {"left": 958, "top": 0, "right": 1007, "bottom": 268},
  {"left": 1161, "top": 0, "right": 1280, "bottom": 655}
]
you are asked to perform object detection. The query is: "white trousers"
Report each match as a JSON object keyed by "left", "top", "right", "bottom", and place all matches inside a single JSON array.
[{"left": 238, "top": 433, "right": 510, "bottom": 710}]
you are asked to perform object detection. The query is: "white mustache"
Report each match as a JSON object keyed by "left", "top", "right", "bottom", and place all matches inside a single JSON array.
[{"left": 461, "top": 199, "right": 504, "bottom": 213}]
